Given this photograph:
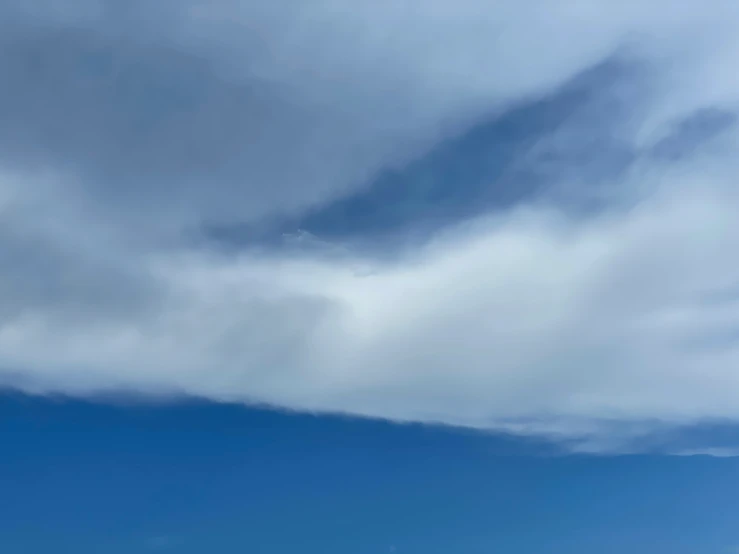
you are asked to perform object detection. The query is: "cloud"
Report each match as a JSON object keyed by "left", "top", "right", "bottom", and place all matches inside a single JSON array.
[
  {"left": 2, "top": 0, "right": 739, "bottom": 452},
  {"left": 673, "top": 448, "right": 739, "bottom": 458},
  {"left": 146, "top": 535, "right": 179, "bottom": 551}
]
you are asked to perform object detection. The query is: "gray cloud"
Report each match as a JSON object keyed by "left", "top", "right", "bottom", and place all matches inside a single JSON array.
[{"left": 0, "top": 0, "right": 672, "bottom": 232}]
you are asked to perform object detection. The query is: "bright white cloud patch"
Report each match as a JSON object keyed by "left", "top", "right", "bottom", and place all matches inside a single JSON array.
[{"left": 2, "top": 0, "right": 739, "bottom": 452}]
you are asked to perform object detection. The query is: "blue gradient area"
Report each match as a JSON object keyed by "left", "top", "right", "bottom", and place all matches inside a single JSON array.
[
  {"left": 2, "top": 394, "right": 738, "bottom": 554},
  {"left": 208, "top": 60, "right": 639, "bottom": 251},
  {"left": 293, "top": 60, "right": 638, "bottom": 241},
  {"left": 208, "top": 59, "right": 735, "bottom": 254}
]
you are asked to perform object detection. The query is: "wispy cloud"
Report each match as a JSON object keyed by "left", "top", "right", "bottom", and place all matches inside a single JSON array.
[{"left": 672, "top": 448, "right": 739, "bottom": 458}]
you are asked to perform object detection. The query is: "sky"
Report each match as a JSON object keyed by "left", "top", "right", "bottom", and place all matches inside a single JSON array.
[{"left": 3, "top": 0, "right": 739, "bottom": 552}]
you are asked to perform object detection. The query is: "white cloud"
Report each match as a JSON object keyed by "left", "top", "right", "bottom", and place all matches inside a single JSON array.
[{"left": 2, "top": 0, "right": 739, "bottom": 451}]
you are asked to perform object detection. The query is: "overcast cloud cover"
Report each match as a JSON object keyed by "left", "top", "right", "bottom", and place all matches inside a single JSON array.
[{"left": 4, "top": 0, "right": 739, "bottom": 452}]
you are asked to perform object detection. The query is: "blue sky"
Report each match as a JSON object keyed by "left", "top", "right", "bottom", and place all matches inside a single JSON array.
[
  {"left": 3, "top": 393, "right": 739, "bottom": 554},
  {"left": 3, "top": 1, "right": 739, "bottom": 551}
]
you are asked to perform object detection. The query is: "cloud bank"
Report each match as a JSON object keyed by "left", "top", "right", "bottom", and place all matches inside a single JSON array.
[{"left": 3, "top": 0, "right": 739, "bottom": 451}]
